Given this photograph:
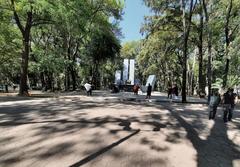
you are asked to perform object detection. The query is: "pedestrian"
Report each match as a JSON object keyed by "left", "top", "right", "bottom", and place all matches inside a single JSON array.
[
  {"left": 13, "top": 84, "right": 17, "bottom": 91},
  {"left": 111, "top": 84, "right": 119, "bottom": 93},
  {"left": 172, "top": 84, "right": 179, "bottom": 99},
  {"left": 222, "top": 88, "right": 236, "bottom": 122},
  {"left": 133, "top": 84, "right": 140, "bottom": 95},
  {"left": 167, "top": 84, "right": 172, "bottom": 99},
  {"left": 209, "top": 90, "right": 221, "bottom": 120},
  {"left": 146, "top": 83, "right": 152, "bottom": 99},
  {"left": 84, "top": 82, "right": 92, "bottom": 96}
]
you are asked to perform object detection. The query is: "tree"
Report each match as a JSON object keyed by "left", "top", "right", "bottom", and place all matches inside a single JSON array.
[
  {"left": 2, "top": 0, "right": 57, "bottom": 95},
  {"left": 86, "top": 25, "right": 121, "bottom": 89},
  {"left": 0, "top": 0, "right": 124, "bottom": 93},
  {"left": 181, "top": 0, "right": 196, "bottom": 102},
  {"left": 121, "top": 41, "right": 141, "bottom": 59}
]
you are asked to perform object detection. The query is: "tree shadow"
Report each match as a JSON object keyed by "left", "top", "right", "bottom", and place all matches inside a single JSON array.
[
  {"left": 69, "top": 130, "right": 140, "bottom": 167},
  {"left": 1, "top": 98, "right": 238, "bottom": 167},
  {"left": 0, "top": 100, "right": 171, "bottom": 166},
  {"left": 161, "top": 104, "right": 240, "bottom": 167}
]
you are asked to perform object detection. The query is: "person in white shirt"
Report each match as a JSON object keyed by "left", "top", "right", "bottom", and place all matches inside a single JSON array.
[
  {"left": 209, "top": 90, "right": 221, "bottom": 120},
  {"left": 84, "top": 82, "right": 92, "bottom": 96}
]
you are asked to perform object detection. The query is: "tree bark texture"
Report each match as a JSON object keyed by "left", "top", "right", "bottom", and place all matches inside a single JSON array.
[
  {"left": 223, "top": 0, "right": 233, "bottom": 88},
  {"left": 11, "top": 0, "right": 33, "bottom": 95},
  {"left": 198, "top": 7, "right": 205, "bottom": 97},
  {"left": 202, "top": 0, "right": 212, "bottom": 102},
  {"left": 181, "top": 0, "right": 195, "bottom": 103}
]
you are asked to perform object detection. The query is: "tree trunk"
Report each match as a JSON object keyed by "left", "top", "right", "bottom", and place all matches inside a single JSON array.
[
  {"left": 223, "top": 0, "right": 233, "bottom": 88},
  {"left": 64, "top": 35, "right": 71, "bottom": 91},
  {"left": 181, "top": 33, "right": 189, "bottom": 101},
  {"left": 11, "top": 0, "right": 33, "bottom": 95},
  {"left": 65, "top": 69, "right": 70, "bottom": 91},
  {"left": 92, "top": 61, "right": 100, "bottom": 90},
  {"left": 71, "top": 43, "right": 79, "bottom": 91},
  {"left": 198, "top": 7, "right": 205, "bottom": 97},
  {"left": 71, "top": 68, "right": 76, "bottom": 91},
  {"left": 202, "top": 0, "right": 212, "bottom": 102},
  {"left": 40, "top": 72, "right": 46, "bottom": 90},
  {"left": 19, "top": 35, "right": 30, "bottom": 95},
  {"left": 181, "top": 0, "right": 194, "bottom": 103},
  {"left": 46, "top": 72, "right": 53, "bottom": 91},
  {"left": 191, "top": 48, "right": 197, "bottom": 96}
]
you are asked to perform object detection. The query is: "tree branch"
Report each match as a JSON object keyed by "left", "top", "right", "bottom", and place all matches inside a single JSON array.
[{"left": 10, "top": 0, "right": 24, "bottom": 34}]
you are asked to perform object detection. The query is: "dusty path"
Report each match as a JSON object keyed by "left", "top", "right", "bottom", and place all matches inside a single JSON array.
[{"left": 0, "top": 96, "right": 239, "bottom": 167}]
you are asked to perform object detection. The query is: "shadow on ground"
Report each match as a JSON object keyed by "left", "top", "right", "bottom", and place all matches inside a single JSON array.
[
  {"left": 160, "top": 103, "right": 240, "bottom": 167},
  {"left": 0, "top": 99, "right": 239, "bottom": 167}
]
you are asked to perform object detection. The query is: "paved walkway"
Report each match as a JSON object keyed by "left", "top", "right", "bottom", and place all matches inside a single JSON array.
[
  {"left": 0, "top": 94, "right": 239, "bottom": 167},
  {"left": 0, "top": 90, "right": 208, "bottom": 104}
]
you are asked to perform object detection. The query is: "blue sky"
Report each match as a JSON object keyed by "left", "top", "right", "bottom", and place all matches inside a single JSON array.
[{"left": 120, "top": 0, "right": 151, "bottom": 43}]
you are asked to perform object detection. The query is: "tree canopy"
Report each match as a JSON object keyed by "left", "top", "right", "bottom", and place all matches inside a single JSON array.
[{"left": 0, "top": 0, "right": 124, "bottom": 93}]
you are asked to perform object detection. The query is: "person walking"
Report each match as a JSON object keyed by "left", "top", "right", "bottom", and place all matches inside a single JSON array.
[
  {"left": 84, "top": 82, "right": 92, "bottom": 96},
  {"left": 172, "top": 84, "right": 179, "bottom": 99},
  {"left": 146, "top": 83, "right": 152, "bottom": 99},
  {"left": 223, "top": 88, "right": 236, "bottom": 122},
  {"left": 133, "top": 84, "right": 140, "bottom": 95},
  {"left": 209, "top": 90, "right": 221, "bottom": 120},
  {"left": 167, "top": 84, "right": 172, "bottom": 99}
]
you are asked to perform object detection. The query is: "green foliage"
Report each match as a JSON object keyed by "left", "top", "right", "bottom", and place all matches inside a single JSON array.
[
  {"left": 121, "top": 41, "right": 141, "bottom": 59},
  {"left": 0, "top": 9, "right": 21, "bottom": 83},
  {"left": 0, "top": 0, "right": 124, "bottom": 90},
  {"left": 212, "top": 76, "right": 240, "bottom": 89},
  {"left": 139, "top": 0, "right": 240, "bottom": 93}
]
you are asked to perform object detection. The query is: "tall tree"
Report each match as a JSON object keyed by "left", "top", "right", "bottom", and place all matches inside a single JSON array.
[
  {"left": 181, "top": 0, "right": 195, "bottom": 102},
  {"left": 5, "top": 0, "right": 57, "bottom": 95},
  {"left": 201, "top": 0, "right": 213, "bottom": 102},
  {"left": 197, "top": 2, "right": 205, "bottom": 97}
]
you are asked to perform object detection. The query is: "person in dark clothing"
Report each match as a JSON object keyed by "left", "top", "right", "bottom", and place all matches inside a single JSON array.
[
  {"left": 172, "top": 84, "right": 179, "bottom": 99},
  {"left": 13, "top": 84, "right": 17, "bottom": 91},
  {"left": 146, "top": 83, "right": 152, "bottom": 99},
  {"left": 175, "top": 85, "right": 179, "bottom": 96},
  {"left": 223, "top": 88, "right": 236, "bottom": 122},
  {"left": 5, "top": 84, "right": 8, "bottom": 93},
  {"left": 167, "top": 84, "right": 172, "bottom": 99},
  {"left": 111, "top": 85, "right": 119, "bottom": 93}
]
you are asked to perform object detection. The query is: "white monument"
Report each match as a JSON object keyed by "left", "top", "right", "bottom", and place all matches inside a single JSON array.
[
  {"left": 123, "top": 59, "right": 129, "bottom": 83},
  {"left": 129, "top": 59, "right": 135, "bottom": 85},
  {"left": 146, "top": 75, "right": 156, "bottom": 89},
  {"left": 141, "top": 75, "right": 156, "bottom": 92},
  {"left": 115, "top": 70, "right": 121, "bottom": 84}
]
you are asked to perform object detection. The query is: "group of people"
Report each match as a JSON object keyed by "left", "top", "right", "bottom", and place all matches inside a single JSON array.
[
  {"left": 83, "top": 82, "right": 237, "bottom": 123},
  {"left": 209, "top": 88, "right": 237, "bottom": 123},
  {"left": 133, "top": 83, "right": 152, "bottom": 99}
]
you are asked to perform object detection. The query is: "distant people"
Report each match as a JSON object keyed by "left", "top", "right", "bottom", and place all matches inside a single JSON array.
[
  {"left": 111, "top": 84, "right": 119, "bottom": 93},
  {"left": 209, "top": 90, "right": 221, "bottom": 120},
  {"left": 146, "top": 83, "right": 152, "bottom": 99},
  {"left": 13, "top": 84, "right": 17, "bottom": 91},
  {"left": 23, "top": 85, "right": 31, "bottom": 96},
  {"left": 5, "top": 84, "right": 8, "bottom": 93},
  {"left": 222, "top": 88, "right": 236, "bottom": 122},
  {"left": 84, "top": 82, "right": 92, "bottom": 96},
  {"left": 133, "top": 84, "right": 140, "bottom": 95},
  {"left": 172, "top": 84, "right": 179, "bottom": 99},
  {"left": 167, "top": 84, "right": 172, "bottom": 99}
]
